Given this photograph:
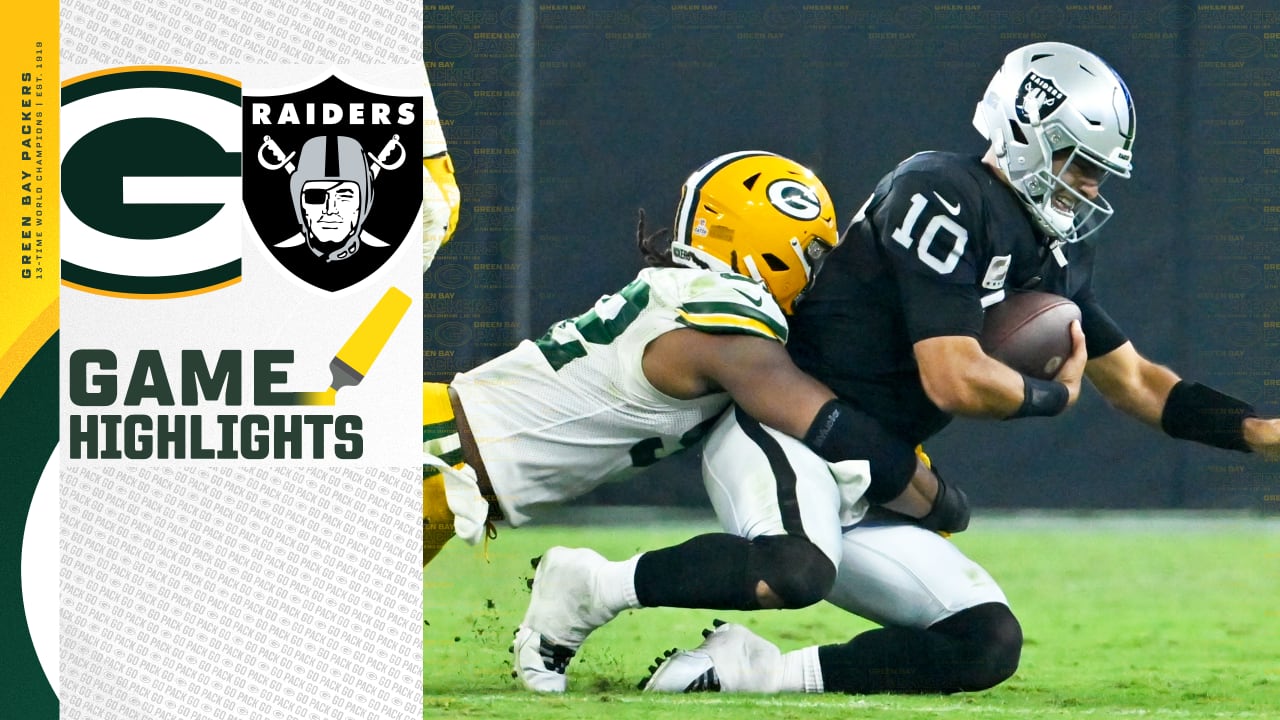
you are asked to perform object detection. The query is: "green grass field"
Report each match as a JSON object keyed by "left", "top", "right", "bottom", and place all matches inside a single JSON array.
[{"left": 424, "top": 512, "right": 1280, "bottom": 719}]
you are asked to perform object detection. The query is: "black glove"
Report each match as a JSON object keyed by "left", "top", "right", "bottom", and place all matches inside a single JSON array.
[{"left": 917, "top": 468, "right": 970, "bottom": 534}]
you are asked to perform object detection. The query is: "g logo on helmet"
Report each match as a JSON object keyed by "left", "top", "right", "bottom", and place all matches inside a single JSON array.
[
  {"left": 766, "top": 179, "right": 822, "bottom": 221},
  {"left": 61, "top": 67, "right": 242, "bottom": 298}
]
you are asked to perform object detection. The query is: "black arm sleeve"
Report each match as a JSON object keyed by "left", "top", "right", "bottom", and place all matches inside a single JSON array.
[
  {"left": 1058, "top": 240, "right": 1128, "bottom": 358},
  {"left": 1161, "top": 380, "right": 1256, "bottom": 452},
  {"left": 803, "top": 399, "right": 919, "bottom": 503},
  {"left": 1076, "top": 296, "right": 1128, "bottom": 358}
]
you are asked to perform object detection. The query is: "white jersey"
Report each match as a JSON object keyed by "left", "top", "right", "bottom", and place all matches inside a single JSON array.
[{"left": 451, "top": 266, "right": 788, "bottom": 527}]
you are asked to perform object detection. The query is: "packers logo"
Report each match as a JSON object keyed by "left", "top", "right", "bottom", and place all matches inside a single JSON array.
[
  {"left": 767, "top": 179, "right": 822, "bottom": 221},
  {"left": 61, "top": 67, "right": 243, "bottom": 298},
  {"left": 243, "top": 75, "right": 422, "bottom": 293}
]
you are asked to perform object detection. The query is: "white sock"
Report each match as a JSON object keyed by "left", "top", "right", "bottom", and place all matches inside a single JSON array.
[
  {"left": 780, "top": 645, "right": 824, "bottom": 693},
  {"left": 593, "top": 553, "right": 642, "bottom": 614}
]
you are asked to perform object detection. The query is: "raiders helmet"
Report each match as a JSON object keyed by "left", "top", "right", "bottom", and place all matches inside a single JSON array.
[
  {"left": 290, "top": 135, "right": 376, "bottom": 258},
  {"left": 973, "top": 42, "right": 1135, "bottom": 243}
]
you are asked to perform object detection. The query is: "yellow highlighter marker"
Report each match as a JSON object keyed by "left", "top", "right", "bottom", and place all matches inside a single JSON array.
[{"left": 298, "top": 286, "right": 413, "bottom": 406}]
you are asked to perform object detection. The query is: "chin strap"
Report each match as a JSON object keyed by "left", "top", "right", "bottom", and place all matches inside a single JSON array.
[{"left": 1048, "top": 237, "right": 1068, "bottom": 267}]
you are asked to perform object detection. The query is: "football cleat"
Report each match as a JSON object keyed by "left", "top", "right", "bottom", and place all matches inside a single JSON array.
[
  {"left": 641, "top": 621, "right": 783, "bottom": 693},
  {"left": 512, "top": 626, "right": 577, "bottom": 691},
  {"left": 511, "top": 546, "right": 618, "bottom": 692}
]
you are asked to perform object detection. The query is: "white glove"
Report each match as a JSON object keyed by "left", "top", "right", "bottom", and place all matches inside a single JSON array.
[
  {"left": 827, "top": 459, "right": 871, "bottom": 528},
  {"left": 423, "top": 453, "right": 489, "bottom": 545}
]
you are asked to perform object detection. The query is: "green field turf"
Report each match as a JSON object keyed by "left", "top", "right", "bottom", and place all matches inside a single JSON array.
[{"left": 424, "top": 512, "right": 1280, "bottom": 719}]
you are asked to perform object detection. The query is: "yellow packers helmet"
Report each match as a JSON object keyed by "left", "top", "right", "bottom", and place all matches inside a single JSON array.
[{"left": 671, "top": 151, "right": 838, "bottom": 314}]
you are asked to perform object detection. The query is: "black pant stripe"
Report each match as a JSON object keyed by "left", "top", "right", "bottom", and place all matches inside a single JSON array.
[{"left": 733, "top": 405, "right": 807, "bottom": 539}]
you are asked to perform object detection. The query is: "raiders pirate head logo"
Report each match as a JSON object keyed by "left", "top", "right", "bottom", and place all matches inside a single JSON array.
[
  {"left": 244, "top": 75, "right": 422, "bottom": 292},
  {"left": 1015, "top": 71, "right": 1067, "bottom": 125}
]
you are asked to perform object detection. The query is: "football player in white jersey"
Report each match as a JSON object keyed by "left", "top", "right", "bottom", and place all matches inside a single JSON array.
[{"left": 639, "top": 41, "right": 1280, "bottom": 698}]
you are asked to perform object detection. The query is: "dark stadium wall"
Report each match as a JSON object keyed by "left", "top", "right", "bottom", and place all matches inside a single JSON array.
[{"left": 425, "top": 2, "right": 1280, "bottom": 511}]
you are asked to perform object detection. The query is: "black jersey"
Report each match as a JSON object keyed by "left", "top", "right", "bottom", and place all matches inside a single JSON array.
[{"left": 788, "top": 151, "right": 1128, "bottom": 443}]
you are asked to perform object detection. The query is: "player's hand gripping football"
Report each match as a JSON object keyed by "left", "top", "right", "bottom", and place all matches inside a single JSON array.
[{"left": 1055, "top": 320, "right": 1088, "bottom": 409}]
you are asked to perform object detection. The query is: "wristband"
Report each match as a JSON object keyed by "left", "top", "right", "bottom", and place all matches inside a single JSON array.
[
  {"left": 1007, "top": 375, "right": 1069, "bottom": 419},
  {"left": 1160, "top": 380, "right": 1255, "bottom": 452}
]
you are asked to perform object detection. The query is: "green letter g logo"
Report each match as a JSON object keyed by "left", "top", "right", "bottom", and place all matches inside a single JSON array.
[{"left": 61, "top": 67, "right": 242, "bottom": 298}]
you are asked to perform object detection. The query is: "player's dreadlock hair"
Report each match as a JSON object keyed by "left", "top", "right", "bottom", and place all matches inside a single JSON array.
[{"left": 635, "top": 208, "right": 682, "bottom": 268}]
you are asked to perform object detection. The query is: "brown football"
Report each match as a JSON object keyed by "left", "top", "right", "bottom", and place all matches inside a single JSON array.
[{"left": 979, "top": 291, "right": 1081, "bottom": 380}]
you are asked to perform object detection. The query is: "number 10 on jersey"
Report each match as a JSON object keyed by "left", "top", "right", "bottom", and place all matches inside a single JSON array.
[{"left": 890, "top": 192, "right": 970, "bottom": 275}]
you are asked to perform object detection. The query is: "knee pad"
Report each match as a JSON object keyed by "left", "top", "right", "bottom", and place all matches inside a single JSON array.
[
  {"left": 931, "top": 602, "right": 1023, "bottom": 691},
  {"left": 748, "top": 535, "right": 836, "bottom": 609}
]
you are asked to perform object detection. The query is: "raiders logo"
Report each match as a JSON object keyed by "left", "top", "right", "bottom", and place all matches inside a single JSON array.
[
  {"left": 1015, "top": 71, "right": 1067, "bottom": 124},
  {"left": 243, "top": 75, "right": 423, "bottom": 293}
]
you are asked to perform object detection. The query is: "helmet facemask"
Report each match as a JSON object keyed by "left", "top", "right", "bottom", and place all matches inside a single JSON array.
[
  {"left": 788, "top": 234, "right": 835, "bottom": 307},
  {"left": 1018, "top": 129, "right": 1120, "bottom": 244}
]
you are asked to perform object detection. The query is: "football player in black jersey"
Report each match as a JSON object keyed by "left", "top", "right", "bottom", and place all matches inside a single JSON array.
[{"left": 641, "top": 41, "right": 1280, "bottom": 696}]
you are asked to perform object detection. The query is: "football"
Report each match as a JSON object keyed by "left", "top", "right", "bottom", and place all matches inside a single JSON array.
[{"left": 980, "top": 291, "right": 1081, "bottom": 380}]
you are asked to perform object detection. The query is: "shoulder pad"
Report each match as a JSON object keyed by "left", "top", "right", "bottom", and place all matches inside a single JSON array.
[
  {"left": 875, "top": 162, "right": 984, "bottom": 282},
  {"left": 675, "top": 271, "right": 789, "bottom": 342},
  {"left": 890, "top": 159, "right": 982, "bottom": 211}
]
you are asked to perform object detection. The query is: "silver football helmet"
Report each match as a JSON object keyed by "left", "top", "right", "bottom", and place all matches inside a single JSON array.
[
  {"left": 291, "top": 135, "right": 375, "bottom": 261},
  {"left": 973, "top": 42, "right": 1135, "bottom": 243}
]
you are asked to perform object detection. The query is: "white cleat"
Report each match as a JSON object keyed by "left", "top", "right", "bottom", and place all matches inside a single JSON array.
[
  {"left": 512, "top": 546, "right": 617, "bottom": 692},
  {"left": 642, "top": 621, "right": 783, "bottom": 693},
  {"left": 512, "top": 626, "right": 576, "bottom": 692}
]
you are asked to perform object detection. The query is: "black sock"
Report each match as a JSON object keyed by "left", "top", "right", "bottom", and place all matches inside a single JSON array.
[
  {"left": 816, "top": 602, "right": 1022, "bottom": 694},
  {"left": 633, "top": 533, "right": 759, "bottom": 610}
]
